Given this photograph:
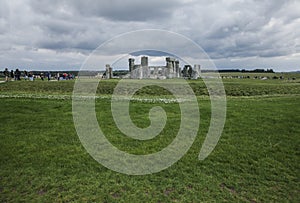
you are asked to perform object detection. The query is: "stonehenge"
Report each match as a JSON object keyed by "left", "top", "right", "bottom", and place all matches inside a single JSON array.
[{"left": 128, "top": 56, "right": 201, "bottom": 79}]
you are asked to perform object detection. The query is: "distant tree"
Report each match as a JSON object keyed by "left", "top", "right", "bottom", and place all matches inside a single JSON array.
[{"left": 253, "top": 69, "right": 265, "bottom": 73}]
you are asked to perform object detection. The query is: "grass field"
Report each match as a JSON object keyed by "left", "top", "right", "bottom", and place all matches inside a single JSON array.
[{"left": 0, "top": 76, "right": 299, "bottom": 202}]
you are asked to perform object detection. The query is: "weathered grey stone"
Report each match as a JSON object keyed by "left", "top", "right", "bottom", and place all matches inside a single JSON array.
[
  {"left": 128, "top": 56, "right": 196, "bottom": 79},
  {"left": 105, "top": 64, "right": 112, "bottom": 79},
  {"left": 193, "top": 64, "right": 201, "bottom": 79},
  {"left": 141, "top": 56, "right": 148, "bottom": 67}
]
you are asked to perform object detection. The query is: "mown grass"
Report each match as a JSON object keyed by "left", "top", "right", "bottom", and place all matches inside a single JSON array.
[
  {"left": 0, "top": 75, "right": 300, "bottom": 97},
  {"left": 0, "top": 78, "right": 299, "bottom": 202}
]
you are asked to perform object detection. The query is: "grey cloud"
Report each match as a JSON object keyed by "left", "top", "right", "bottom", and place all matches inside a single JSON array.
[
  {"left": 0, "top": 1, "right": 9, "bottom": 18},
  {"left": 30, "top": 0, "right": 182, "bottom": 22},
  {"left": 75, "top": 0, "right": 181, "bottom": 21},
  {"left": 22, "top": 0, "right": 300, "bottom": 59},
  {"left": 186, "top": 0, "right": 300, "bottom": 60},
  {"left": 0, "top": 0, "right": 299, "bottom": 71},
  {"left": 41, "top": 20, "right": 81, "bottom": 35},
  {"left": 38, "top": 40, "right": 69, "bottom": 50}
]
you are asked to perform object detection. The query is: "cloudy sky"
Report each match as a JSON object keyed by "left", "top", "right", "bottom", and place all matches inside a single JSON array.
[{"left": 0, "top": 0, "right": 299, "bottom": 71}]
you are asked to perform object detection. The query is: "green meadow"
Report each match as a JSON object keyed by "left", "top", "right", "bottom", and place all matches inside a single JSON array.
[{"left": 0, "top": 74, "right": 299, "bottom": 202}]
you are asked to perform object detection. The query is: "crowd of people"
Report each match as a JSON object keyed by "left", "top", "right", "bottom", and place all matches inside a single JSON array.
[{"left": 2, "top": 68, "right": 75, "bottom": 82}]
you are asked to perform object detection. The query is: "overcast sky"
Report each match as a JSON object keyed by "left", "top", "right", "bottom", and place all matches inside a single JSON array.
[{"left": 0, "top": 0, "right": 299, "bottom": 71}]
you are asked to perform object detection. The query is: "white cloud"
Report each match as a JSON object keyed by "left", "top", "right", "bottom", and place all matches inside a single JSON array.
[{"left": 0, "top": 0, "right": 299, "bottom": 71}]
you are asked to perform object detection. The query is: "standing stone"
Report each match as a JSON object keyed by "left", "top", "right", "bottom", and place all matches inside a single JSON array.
[
  {"left": 175, "top": 60, "right": 180, "bottom": 78},
  {"left": 137, "top": 65, "right": 143, "bottom": 79},
  {"left": 141, "top": 56, "right": 149, "bottom": 78},
  {"left": 166, "top": 57, "right": 173, "bottom": 78},
  {"left": 105, "top": 64, "right": 112, "bottom": 79},
  {"left": 141, "top": 56, "right": 148, "bottom": 67},
  {"left": 129, "top": 58, "right": 135, "bottom": 72},
  {"left": 193, "top": 64, "right": 201, "bottom": 79},
  {"left": 129, "top": 58, "right": 135, "bottom": 78}
]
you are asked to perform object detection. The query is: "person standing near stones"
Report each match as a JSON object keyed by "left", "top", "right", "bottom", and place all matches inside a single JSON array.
[
  {"left": 47, "top": 71, "right": 51, "bottom": 81},
  {"left": 4, "top": 68, "right": 9, "bottom": 82},
  {"left": 40, "top": 72, "right": 44, "bottom": 81},
  {"left": 10, "top": 70, "right": 14, "bottom": 81},
  {"left": 24, "top": 70, "right": 28, "bottom": 80},
  {"left": 28, "top": 72, "right": 34, "bottom": 81},
  {"left": 15, "top": 69, "right": 21, "bottom": 80}
]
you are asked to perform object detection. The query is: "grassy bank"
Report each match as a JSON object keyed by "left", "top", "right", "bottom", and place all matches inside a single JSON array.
[
  {"left": 0, "top": 79, "right": 299, "bottom": 202},
  {"left": 0, "top": 76, "right": 299, "bottom": 97}
]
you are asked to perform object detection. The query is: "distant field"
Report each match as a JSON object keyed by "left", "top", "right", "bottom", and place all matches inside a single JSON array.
[
  {"left": 0, "top": 72, "right": 299, "bottom": 96},
  {"left": 219, "top": 71, "right": 299, "bottom": 79},
  {"left": 0, "top": 77, "right": 299, "bottom": 202}
]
